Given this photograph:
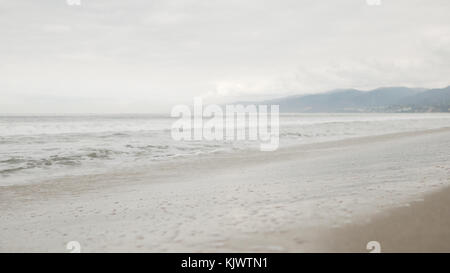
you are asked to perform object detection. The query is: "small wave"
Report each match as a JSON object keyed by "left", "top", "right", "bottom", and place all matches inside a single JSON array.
[
  {"left": 49, "top": 155, "right": 82, "bottom": 166},
  {"left": 0, "top": 157, "right": 26, "bottom": 164},
  {"left": 99, "top": 132, "right": 130, "bottom": 138},
  {"left": 202, "top": 144, "right": 222, "bottom": 148},
  {"left": 0, "top": 166, "right": 28, "bottom": 175},
  {"left": 111, "top": 132, "right": 129, "bottom": 137},
  {"left": 126, "top": 144, "right": 165, "bottom": 149},
  {"left": 175, "top": 146, "right": 199, "bottom": 151},
  {"left": 86, "top": 149, "right": 115, "bottom": 159},
  {"left": 281, "top": 132, "right": 303, "bottom": 137},
  {"left": 138, "top": 144, "right": 169, "bottom": 150},
  {"left": 0, "top": 139, "right": 15, "bottom": 144}
]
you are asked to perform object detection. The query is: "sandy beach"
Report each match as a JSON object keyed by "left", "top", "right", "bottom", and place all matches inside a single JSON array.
[
  {"left": 1, "top": 127, "right": 449, "bottom": 252},
  {"left": 315, "top": 185, "right": 450, "bottom": 252}
]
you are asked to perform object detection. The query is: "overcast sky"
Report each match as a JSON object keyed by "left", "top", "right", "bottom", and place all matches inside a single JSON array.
[{"left": 1, "top": 0, "right": 449, "bottom": 113}]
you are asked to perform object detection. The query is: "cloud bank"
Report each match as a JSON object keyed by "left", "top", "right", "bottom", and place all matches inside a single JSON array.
[{"left": 0, "top": 0, "right": 449, "bottom": 113}]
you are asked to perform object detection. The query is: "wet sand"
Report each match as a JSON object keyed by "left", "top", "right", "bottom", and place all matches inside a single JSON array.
[
  {"left": 0, "top": 128, "right": 449, "bottom": 252},
  {"left": 315, "top": 186, "right": 450, "bottom": 252}
]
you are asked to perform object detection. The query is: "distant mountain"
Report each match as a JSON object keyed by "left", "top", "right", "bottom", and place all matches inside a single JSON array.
[
  {"left": 240, "top": 86, "right": 450, "bottom": 113},
  {"left": 403, "top": 86, "right": 450, "bottom": 107}
]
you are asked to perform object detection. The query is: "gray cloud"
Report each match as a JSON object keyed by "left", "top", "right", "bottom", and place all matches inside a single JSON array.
[{"left": 0, "top": 0, "right": 449, "bottom": 113}]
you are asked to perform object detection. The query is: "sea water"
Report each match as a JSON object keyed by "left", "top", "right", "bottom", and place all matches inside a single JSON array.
[{"left": 1, "top": 113, "right": 449, "bottom": 186}]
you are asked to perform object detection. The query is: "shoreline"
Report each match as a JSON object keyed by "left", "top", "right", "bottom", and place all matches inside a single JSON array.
[
  {"left": 3, "top": 127, "right": 449, "bottom": 190},
  {"left": 1, "top": 127, "right": 449, "bottom": 252}
]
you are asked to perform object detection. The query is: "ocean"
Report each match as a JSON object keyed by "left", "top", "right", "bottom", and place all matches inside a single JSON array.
[{"left": 1, "top": 113, "right": 449, "bottom": 186}]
